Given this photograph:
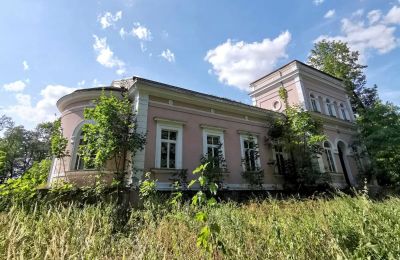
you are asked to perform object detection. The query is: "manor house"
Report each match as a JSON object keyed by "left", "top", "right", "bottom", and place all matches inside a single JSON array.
[{"left": 48, "top": 60, "right": 366, "bottom": 190}]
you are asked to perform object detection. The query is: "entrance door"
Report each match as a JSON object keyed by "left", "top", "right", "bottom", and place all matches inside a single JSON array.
[{"left": 338, "top": 143, "right": 351, "bottom": 186}]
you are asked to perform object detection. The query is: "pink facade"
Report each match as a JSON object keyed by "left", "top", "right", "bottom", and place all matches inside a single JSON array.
[{"left": 49, "top": 60, "right": 364, "bottom": 190}]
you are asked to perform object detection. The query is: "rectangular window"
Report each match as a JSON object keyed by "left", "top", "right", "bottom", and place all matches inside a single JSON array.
[
  {"left": 155, "top": 122, "right": 183, "bottom": 169},
  {"left": 341, "top": 109, "right": 348, "bottom": 121},
  {"left": 311, "top": 99, "right": 318, "bottom": 112},
  {"left": 206, "top": 135, "right": 221, "bottom": 158},
  {"left": 160, "top": 130, "right": 177, "bottom": 168},
  {"left": 273, "top": 144, "right": 285, "bottom": 175},
  {"left": 240, "top": 135, "right": 260, "bottom": 172}
]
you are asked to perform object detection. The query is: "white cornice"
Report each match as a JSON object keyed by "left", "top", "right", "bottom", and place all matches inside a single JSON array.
[
  {"left": 57, "top": 89, "right": 122, "bottom": 112},
  {"left": 135, "top": 80, "right": 281, "bottom": 120}
]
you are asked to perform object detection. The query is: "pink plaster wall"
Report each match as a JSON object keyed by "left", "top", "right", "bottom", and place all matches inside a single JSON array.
[{"left": 144, "top": 101, "right": 282, "bottom": 186}]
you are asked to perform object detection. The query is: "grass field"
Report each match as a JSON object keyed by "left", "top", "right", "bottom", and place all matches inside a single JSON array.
[{"left": 1, "top": 194, "right": 399, "bottom": 259}]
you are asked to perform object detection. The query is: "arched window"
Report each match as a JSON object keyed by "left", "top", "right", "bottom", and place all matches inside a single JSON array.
[
  {"left": 325, "top": 98, "right": 337, "bottom": 117},
  {"left": 70, "top": 122, "right": 95, "bottom": 171},
  {"left": 339, "top": 103, "right": 350, "bottom": 121},
  {"left": 309, "top": 94, "right": 320, "bottom": 112},
  {"left": 323, "top": 141, "right": 336, "bottom": 173}
]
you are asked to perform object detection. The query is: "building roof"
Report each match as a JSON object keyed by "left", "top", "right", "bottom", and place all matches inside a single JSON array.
[{"left": 250, "top": 59, "right": 344, "bottom": 85}]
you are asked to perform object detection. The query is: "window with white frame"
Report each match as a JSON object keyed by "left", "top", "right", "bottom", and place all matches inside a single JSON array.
[
  {"left": 339, "top": 103, "right": 350, "bottom": 121},
  {"left": 325, "top": 98, "right": 336, "bottom": 117},
  {"left": 323, "top": 141, "right": 336, "bottom": 173},
  {"left": 155, "top": 122, "right": 183, "bottom": 169},
  {"left": 202, "top": 129, "right": 225, "bottom": 159},
  {"left": 309, "top": 94, "right": 320, "bottom": 112},
  {"left": 240, "top": 135, "right": 260, "bottom": 172}
]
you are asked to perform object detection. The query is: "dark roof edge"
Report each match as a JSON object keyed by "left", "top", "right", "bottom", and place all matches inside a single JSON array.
[
  {"left": 73, "top": 86, "right": 122, "bottom": 93},
  {"left": 250, "top": 59, "right": 344, "bottom": 85}
]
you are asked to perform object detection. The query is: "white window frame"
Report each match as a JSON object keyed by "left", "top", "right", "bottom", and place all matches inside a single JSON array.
[
  {"left": 202, "top": 129, "right": 225, "bottom": 158},
  {"left": 155, "top": 122, "right": 183, "bottom": 169},
  {"left": 309, "top": 93, "right": 321, "bottom": 112},
  {"left": 239, "top": 134, "right": 261, "bottom": 172},
  {"left": 325, "top": 98, "right": 337, "bottom": 117},
  {"left": 339, "top": 103, "right": 350, "bottom": 121}
]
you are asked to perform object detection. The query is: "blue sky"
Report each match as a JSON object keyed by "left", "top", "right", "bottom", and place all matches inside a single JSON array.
[{"left": 1, "top": 0, "right": 400, "bottom": 128}]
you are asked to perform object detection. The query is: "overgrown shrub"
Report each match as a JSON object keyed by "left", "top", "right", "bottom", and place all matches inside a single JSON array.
[{"left": 0, "top": 159, "right": 50, "bottom": 209}]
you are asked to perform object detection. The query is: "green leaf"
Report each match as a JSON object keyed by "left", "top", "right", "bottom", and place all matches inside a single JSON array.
[
  {"left": 188, "top": 179, "right": 197, "bottom": 188},
  {"left": 195, "top": 211, "right": 207, "bottom": 222},
  {"left": 208, "top": 182, "right": 218, "bottom": 195}
]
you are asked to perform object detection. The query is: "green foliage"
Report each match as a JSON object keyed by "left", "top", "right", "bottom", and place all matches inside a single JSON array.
[
  {"left": 308, "top": 40, "right": 367, "bottom": 111},
  {"left": 0, "top": 159, "right": 51, "bottom": 208},
  {"left": 268, "top": 88, "right": 326, "bottom": 188},
  {"left": 189, "top": 162, "right": 225, "bottom": 256},
  {"left": 199, "top": 145, "right": 227, "bottom": 188},
  {"left": 357, "top": 101, "right": 400, "bottom": 186},
  {"left": 0, "top": 116, "right": 54, "bottom": 182},
  {"left": 0, "top": 151, "right": 5, "bottom": 174},
  {"left": 81, "top": 90, "right": 146, "bottom": 184},
  {"left": 1, "top": 196, "right": 400, "bottom": 259},
  {"left": 50, "top": 118, "right": 69, "bottom": 159}
]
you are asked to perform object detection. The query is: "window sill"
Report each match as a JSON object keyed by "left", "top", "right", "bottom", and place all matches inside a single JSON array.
[{"left": 150, "top": 168, "right": 187, "bottom": 174}]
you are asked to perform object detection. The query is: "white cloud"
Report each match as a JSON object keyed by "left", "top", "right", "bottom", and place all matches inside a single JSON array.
[
  {"left": 119, "top": 27, "right": 127, "bottom": 38},
  {"left": 313, "top": 0, "right": 324, "bottom": 6},
  {"left": 77, "top": 80, "right": 85, "bottom": 86},
  {"left": 93, "top": 35, "right": 126, "bottom": 75},
  {"left": 324, "top": 9, "right": 335, "bottom": 19},
  {"left": 367, "top": 10, "right": 382, "bottom": 24},
  {"left": 1, "top": 85, "right": 76, "bottom": 124},
  {"left": 160, "top": 49, "right": 175, "bottom": 62},
  {"left": 131, "top": 23, "right": 152, "bottom": 41},
  {"left": 98, "top": 11, "right": 122, "bottom": 29},
  {"left": 3, "top": 80, "right": 27, "bottom": 92},
  {"left": 22, "top": 60, "right": 29, "bottom": 71},
  {"left": 385, "top": 5, "right": 400, "bottom": 24},
  {"left": 315, "top": 7, "right": 399, "bottom": 61},
  {"left": 352, "top": 9, "right": 364, "bottom": 17},
  {"left": 205, "top": 31, "right": 291, "bottom": 91}
]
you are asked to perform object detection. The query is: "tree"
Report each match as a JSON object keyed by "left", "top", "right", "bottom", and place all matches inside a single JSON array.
[
  {"left": 308, "top": 40, "right": 368, "bottom": 111},
  {"left": 357, "top": 101, "right": 400, "bottom": 185},
  {"left": 268, "top": 88, "right": 326, "bottom": 188},
  {"left": 50, "top": 118, "right": 69, "bottom": 175},
  {"left": 80, "top": 90, "right": 146, "bottom": 185},
  {"left": 0, "top": 115, "right": 54, "bottom": 182}
]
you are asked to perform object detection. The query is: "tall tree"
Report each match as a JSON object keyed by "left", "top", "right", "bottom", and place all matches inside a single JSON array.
[
  {"left": 308, "top": 40, "right": 368, "bottom": 111},
  {"left": 0, "top": 116, "right": 54, "bottom": 182},
  {"left": 357, "top": 101, "right": 400, "bottom": 185}
]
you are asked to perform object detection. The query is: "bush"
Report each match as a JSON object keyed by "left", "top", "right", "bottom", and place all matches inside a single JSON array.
[{"left": 0, "top": 159, "right": 50, "bottom": 208}]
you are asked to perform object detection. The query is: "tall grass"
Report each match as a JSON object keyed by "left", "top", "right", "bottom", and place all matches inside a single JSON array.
[{"left": 1, "top": 195, "right": 399, "bottom": 259}]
